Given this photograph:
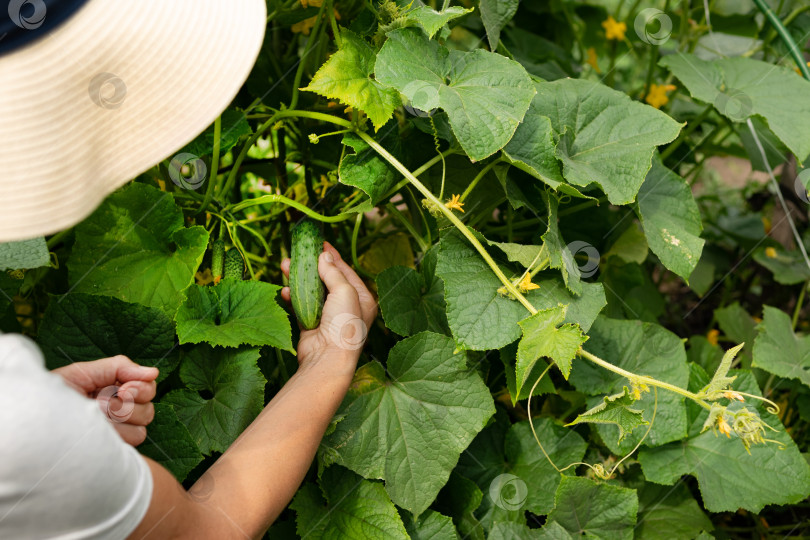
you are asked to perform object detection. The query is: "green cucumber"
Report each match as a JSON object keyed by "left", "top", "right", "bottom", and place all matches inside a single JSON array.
[
  {"left": 211, "top": 239, "right": 225, "bottom": 284},
  {"left": 290, "top": 220, "right": 325, "bottom": 329},
  {"left": 223, "top": 248, "right": 244, "bottom": 281}
]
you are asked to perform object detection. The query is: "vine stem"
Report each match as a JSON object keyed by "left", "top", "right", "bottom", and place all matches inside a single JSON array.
[
  {"left": 229, "top": 194, "right": 354, "bottom": 223},
  {"left": 577, "top": 349, "right": 711, "bottom": 409},
  {"left": 793, "top": 280, "right": 808, "bottom": 330},
  {"left": 751, "top": 0, "right": 810, "bottom": 80},
  {"left": 459, "top": 159, "right": 501, "bottom": 203},
  {"left": 353, "top": 130, "right": 537, "bottom": 313},
  {"left": 198, "top": 115, "right": 222, "bottom": 215}
]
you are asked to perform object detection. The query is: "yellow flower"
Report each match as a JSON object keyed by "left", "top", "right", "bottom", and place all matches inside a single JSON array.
[
  {"left": 765, "top": 246, "right": 778, "bottom": 258},
  {"left": 723, "top": 390, "right": 745, "bottom": 402},
  {"left": 645, "top": 83, "right": 677, "bottom": 109},
  {"left": 717, "top": 415, "right": 732, "bottom": 438},
  {"left": 762, "top": 216, "right": 772, "bottom": 234},
  {"left": 445, "top": 194, "right": 465, "bottom": 213},
  {"left": 602, "top": 16, "right": 627, "bottom": 41},
  {"left": 196, "top": 268, "right": 214, "bottom": 286},
  {"left": 794, "top": 62, "right": 810, "bottom": 76},
  {"left": 706, "top": 328, "right": 719, "bottom": 346},
  {"left": 292, "top": 17, "right": 317, "bottom": 34},
  {"left": 586, "top": 47, "right": 600, "bottom": 73},
  {"left": 518, "top": 274, "right": 540, "bottom": 292}
]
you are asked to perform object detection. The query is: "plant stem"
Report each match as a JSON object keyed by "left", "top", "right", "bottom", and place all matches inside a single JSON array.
[
  {"left": 459, "top": 159, "right": 500, "bottom": 203},
  {"left": 752, "top": 0, "right": 810, "bottom": 80},
  {"left": 792, "top": 280, "right": 808, "bottom": 330},
  {"left": 198, "top": 115, "right": 222, "bottom": 215},
  {"left": 229, "top": 194, "right": 354, "bottom": 223},
  {"left": 353, "top": 130, "right": 537, "bottom": 313},
  {"left": 577, "top": 349, "right": 712, "bottom": 409},
  {"left": 327, "top": 0, "right": 342, "bottom": 47},
  {"left": 289, "top": 2, "right": 328, "bottom": 111},
  {"left": 351, "top": 213, "right": 374, "bottom": 279},
  {"left": 386, "top": 203, "right": 429, "bottom": 252}
]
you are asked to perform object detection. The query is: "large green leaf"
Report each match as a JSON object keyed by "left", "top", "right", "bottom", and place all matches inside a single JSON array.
[
  {"left": 291, "top": 466, "right": 409, "bottom": 540},
  {"left": 566, "top": 386, "right": 647, "bottom": 444},
  {"left": 753, "top": 245, "right": 810, "bottom": 285},
  {"left": 516, "top": 305, "right": 587, "bottom": 388},
  {"left": 569, "top": 317, "right": 689, "bottom": 453},
  {"left": 37, "top": 292, "right": 178, "bottom": 381},
  {"left": 491, "top": 522, "right": 574, "bottom": 539},
  {"left": 402, "top": 510, "right": 458, "bottom": 540},
  {"left": 436, "top": 229, "right": 605, "bottom": 351},
  {"left": 138, "top": 403, "right": 203, "bottom": 482},
  {"left": 303, "top": 30, "right": 401, "bottom": 130},
  {"left": 501, "top": 342, "right": 555, "bottom": 405},
  {"left": 175, "top": 280, "right": 293, "bottom": 352},
  {"left": 636, "top": 483, "right": 713, "bottom": 540},
  {"left": 534, "top": 78, "right": 682, "bottom": 205},
  {"left": 752, "top": 306, "right": 810, "bottom": 388},
  {"left": 502, "top": 105, "right": 566, "bottom": 191},
  {"left": 636, "top": 159, "right": 704, "bottom": 280},
  {"left": 375, "top": 28, "right": 535, "bottom": 161},
  {"left": 456, "top": 417, "right": 587, "bottom": 527},
  {"left": 376, "top": 247, "right": 449, "bottom": 336},
  {"left": 546, "top": 476, "right": 638, "bottom": 540},
  {"left": 660, "top": 53, "right": 810, "bottom": 161},
  {"left": 434, "top": 472, "right": 485, "bottom": 540},
  {"left": 0, "top": 236, "right": 49, "bottom": 270},
  {"left": 321, "top": 332, "right": 495, "bottom": 515},
  {"left": 68, "top": 183, "right": 208, "bottom": 316},
  {"left": 479, "top": 0, "right": 519, "bottom": 50},
  {"left": 638, "top": 371, "right": 810, "bottom": 512},
  {"left": 162, "top": 346, "right": 265, "bottom": 454},
  {"left": 339, "top": 130, "right": 400, "bottom": 208}
]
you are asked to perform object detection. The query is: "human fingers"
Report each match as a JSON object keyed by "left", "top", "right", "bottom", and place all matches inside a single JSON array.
[
  {"left": 62, "top": 356, "right": 158, "bottom": 395},
  {"left": 281, "top": 257, "right": 291, "bottom": 278},
  {"left": 323, "top": 242, "right": 377, "bottom": 327},
  {"left": 281, "top": 286, "right": 291, "bottom": 302},
  {"left": 318, "top": 251, "right": 368, "bottom": 351},
  {"left": 118, "top": 380, "right": 157, "bottom": 404},
  {"left": 114, "top": 424, "right": 148, "bottom": 446},
  {"left": 119, "top": 402, "right": 155, "bottom": 427}
]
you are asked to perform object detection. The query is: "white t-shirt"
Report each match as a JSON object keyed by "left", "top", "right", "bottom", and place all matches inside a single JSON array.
[{"left": 0, "top": 333, "right": 153, "bottom": 539}]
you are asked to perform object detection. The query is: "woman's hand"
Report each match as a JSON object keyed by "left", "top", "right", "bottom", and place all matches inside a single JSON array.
[
  {"left": 281, "top": 241, "right": 377, "bottom": 376},
  {"left": 52, "top": 356, "right": 159, "bottom": 446}
]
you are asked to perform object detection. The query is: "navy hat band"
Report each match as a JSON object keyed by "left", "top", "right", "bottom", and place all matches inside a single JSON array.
[{"left": 1, "top": 0, "right": 90, "bottom": 55}]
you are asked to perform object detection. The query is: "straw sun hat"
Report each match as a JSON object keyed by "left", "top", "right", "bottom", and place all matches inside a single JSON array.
[{"left": 0, "top": 0, "right": 267, "bottom": 241}]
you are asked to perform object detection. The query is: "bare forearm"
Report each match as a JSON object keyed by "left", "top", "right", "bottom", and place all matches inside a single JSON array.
[{"left": 190, "top": 352, "right": 355, "bottom": 536}]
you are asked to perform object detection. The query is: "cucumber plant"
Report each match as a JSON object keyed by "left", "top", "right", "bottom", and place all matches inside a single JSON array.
[{"left": 4, "top": 0, "right": 810, "bottom": 538}]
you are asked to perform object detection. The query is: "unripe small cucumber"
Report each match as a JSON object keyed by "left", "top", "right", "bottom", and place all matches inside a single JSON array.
[
  {"left": 223, "top": 248, "right": 244, "bottom": 281},
  {"left": 290, "top": 220, "right": 325, "bottom": 329},
  {"left": 211, "top": 239, "right": 225, "bottom": 284}
]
